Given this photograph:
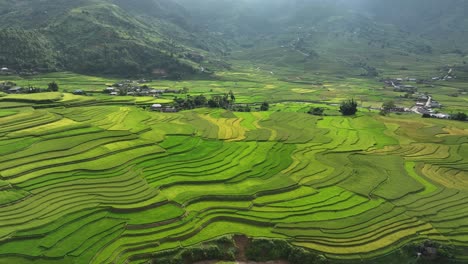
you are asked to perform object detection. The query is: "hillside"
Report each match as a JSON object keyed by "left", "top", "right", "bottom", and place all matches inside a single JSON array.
[
  {"left": 0, "top": 0, "right": 467, "bottom": 76},
  {"left": 175, "top": 0, "right": 465, "bottom": 76},
  {"left": 0, "top": 0, "right": 226, "bottom": 77}
]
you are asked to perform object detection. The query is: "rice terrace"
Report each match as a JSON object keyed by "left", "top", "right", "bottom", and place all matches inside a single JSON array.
[{"left": 0, "top": 0, "right": 468, "bottom": 264}]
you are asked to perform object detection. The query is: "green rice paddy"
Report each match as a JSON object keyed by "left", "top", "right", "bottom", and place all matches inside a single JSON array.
[{"left": 0, "top": 71, "right": 467, "bottom": 263}]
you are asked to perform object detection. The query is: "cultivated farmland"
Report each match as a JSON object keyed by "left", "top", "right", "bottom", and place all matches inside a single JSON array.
[{"left": 0, "top": 99, "right": 467, "bottom": 263}]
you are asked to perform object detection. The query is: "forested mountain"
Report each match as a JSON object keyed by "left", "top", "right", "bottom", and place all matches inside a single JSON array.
[
  {"left": 0, "top": 0, "right": 226, "bottom": 77},
  {"left": 0, "top": 0, "right": 467, "bottom": 76}
]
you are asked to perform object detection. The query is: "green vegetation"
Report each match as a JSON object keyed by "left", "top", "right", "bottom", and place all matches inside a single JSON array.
[
  {"left": 450, "top": 112, "right": 467, "bottom": 121},
  {"left": 339, "top": 99, "right": 358, "bottom": 116},
  {"left": 0, "top": 1, "right": 467, "bottom": 263},
  {"left": 47, "top": 81, "right": 59, "bottom": 92},
  {"left": 0, "top": 81, "right": 465, "bottom": 263}
]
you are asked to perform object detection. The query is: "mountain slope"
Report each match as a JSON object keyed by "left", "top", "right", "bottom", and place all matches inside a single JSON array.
[
  {"left": 0, "top": 0, "right": 226, "bottom": 77},
  {"left": 0, "top": 0, "right": 467, "bottom": 76}
]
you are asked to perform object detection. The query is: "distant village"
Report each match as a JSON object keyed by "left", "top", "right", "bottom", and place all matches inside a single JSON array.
[
  {"left": 380, "top": 69, "right": 458, "bottom": 119},
  {"left": 1, "top": 67, "right": 465, "bottom": 120}
]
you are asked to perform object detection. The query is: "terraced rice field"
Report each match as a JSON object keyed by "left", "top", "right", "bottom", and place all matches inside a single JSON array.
[{"left": 0, "top": 103, "right": 467, "bottom": 264}]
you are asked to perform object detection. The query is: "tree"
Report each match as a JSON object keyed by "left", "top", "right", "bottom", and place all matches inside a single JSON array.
[
  {"left": 381, "top": 100, "right": 396, "bottom": 115},
  {"left": 339, "top": 99, "right": 358, "bottom": 116},
  {"left": 260, "top": 102, "right": 269, "bottom": 111},
  {"left": 48, "top": 81, "right": 59, "bottom": 92},
  {"left": 229, "top": 90, "right": 235, "bottom": 102}
]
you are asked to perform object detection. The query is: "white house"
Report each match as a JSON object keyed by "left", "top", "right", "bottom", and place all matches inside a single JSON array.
[
  {"left": 151, "top": 104, "right": 162, "bottom": 111},
  {"left": 431, "top": 113, "right": 449, "bottom": 119}
]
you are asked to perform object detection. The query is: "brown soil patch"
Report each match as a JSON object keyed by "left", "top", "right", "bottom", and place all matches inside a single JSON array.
[{"left": 234, "top": 234, "right": 250, "bottom": 262}]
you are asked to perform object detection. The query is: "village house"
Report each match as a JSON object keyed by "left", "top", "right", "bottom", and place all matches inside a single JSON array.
[
  {"left": 164, "top": 89, "right": 180, "bottom": 94},
  {"left": 415, "top": 101, "right": 426, "bottom": 107},
  {"left": 431, "top": 113, "right": 449, "bottom": 119},
  {"left": 429, "top": 101, "right": 441, "bottom": 108},
  {"left": 149, "top": 89, "right": 165, "bottom": 95},
  {"left": 8, "top": 87, "right": 23, "bottom": 94},
  {"left": 417, "top": 94, "right": 429, "bottom": 100},
  {"left": 106, "top": 87, "right": 115, "bottom": 92},
  {"left": 150, "top": 104, "right": 162, "bottom": 111},
  {"left": 73, "top": 90, "right": 85, "bottom": 95}
]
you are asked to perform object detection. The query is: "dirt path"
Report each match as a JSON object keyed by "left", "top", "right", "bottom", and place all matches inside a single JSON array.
[{"left": 234, "top": 234, "right": 249, "bottom": 262}]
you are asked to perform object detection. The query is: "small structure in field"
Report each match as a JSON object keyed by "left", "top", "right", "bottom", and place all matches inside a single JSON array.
[
  {"left": 431, "top": 113, "right": 449, "bottom": 119},
  {"left": 150, "top": 104, "right": 162, "bottom": 111},
  {"left": 73, "top": 90, "right": 85, "bottom": 95},
  {"left": 164, "top": 89, "right": 180, "bottom": 94},
  {"left": 429, "top": 101, "right": 441, "bottom": 108},
  {"left": 8, "top": 87, "right": 23, "bottom": 94}
]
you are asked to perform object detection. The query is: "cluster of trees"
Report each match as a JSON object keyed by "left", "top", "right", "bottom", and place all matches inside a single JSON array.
[
  {"left": 404, "top": 240, "right": 454, "bottom": 260},
  {"left": 246, "top": 238, "right": 327, "bottom": 264},
  {"left": 149, "top": 236, "right": 236, "bottom": 264},
  {"left": 207, "top": 90, "right": 236, "bottom": 109},
  {"left": 339, "top": 99, "right": 358, "bottom": 116},
  {"left": 48, "top": 81, "right": 59, "bottom": 92},
  {"left": 149, "top": 236, "right": 327, "bottom": 264},
  {"left": 380, "top": 100, "right": 396, "bottom": 115},
  {"left": 174, "top": 94, "right": 208, "bottom": 109},
  {"left": 173, "top": 91, "right": 270, "bottom": 112},
  {"left": 172, "top": 91, "right": 236, "bottom": 110},
  {"left": 450, "top": 112, "right": 467, "bottom": 121},
  {"left": 308, "top": 107, "right": 325, "bottom": 116},
  {"left": 0, "top": 81, "right": 59, "bottom": 93},
  {"left": 422, "top": 112, "right": 467, "bottom": 121},
  {"left": 260, "top": 102, "right": 269, "bottom": 111}
]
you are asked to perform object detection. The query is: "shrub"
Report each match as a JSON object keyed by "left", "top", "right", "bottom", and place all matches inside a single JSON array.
[{"left": 309, "top": 107, "right": 324, "bottom": 116}]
